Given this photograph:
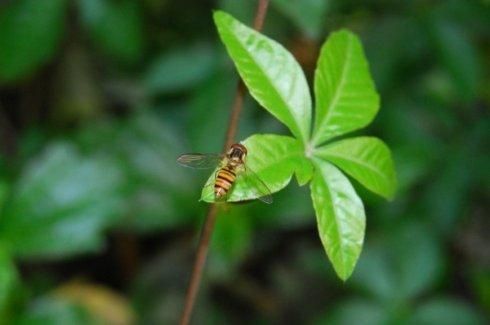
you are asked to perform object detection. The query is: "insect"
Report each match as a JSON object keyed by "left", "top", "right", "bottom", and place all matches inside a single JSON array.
[{"left": 177, "top": 143, "right": 273, "bottom": 204}]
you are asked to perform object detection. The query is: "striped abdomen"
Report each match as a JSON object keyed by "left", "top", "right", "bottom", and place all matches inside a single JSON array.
[{"left": 214, "top": 167, "right": 236, "bottom": 199}]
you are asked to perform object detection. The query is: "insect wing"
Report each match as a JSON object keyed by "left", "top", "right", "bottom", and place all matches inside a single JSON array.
[
  {"left": 239, "top": 166, "right": 273, "bottom": 204},
  {"left": 177, "top": 154, "right": 223, "bottom": 169}
]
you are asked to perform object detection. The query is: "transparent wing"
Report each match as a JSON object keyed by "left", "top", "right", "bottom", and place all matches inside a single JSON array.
[
  {"left": 177, "top": 154, "right": 223, "bottom": 169},
  {"left": 239, "top": 166, "right": 273, "bottom": 204}
]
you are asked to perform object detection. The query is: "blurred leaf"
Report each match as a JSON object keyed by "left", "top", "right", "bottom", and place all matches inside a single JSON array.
[
  {"left": 363, "top": 17, "right": 418, "bottom": 93},
  {"left": 78, "top": 0, "right": 144, "bottom": 63},
  {"left": 314, "top": 298, "right": 388, "bottom": 325},
  {"left": 0, "top": 248, "right": 19, "bottom": 321},
  {"left": 272, "top": 0, "right": 329, "bottom": 39},
  {"left": 310, "top": 161, "right": 365, "bottom": 280},
  {"left": 78, "top": 109, "right": 200, "bottom": 232},
  {"left": 218, "top": 0, "right": 256, "bottom": 24},
  {"left": 375, "top": 97, "right": 440, "bottom": 193},
  {"left": 250, "top": 181, "right": 314, "bottom": 229},
  {"left": 115, "top": 113, "right": 199, "bottom": 231},
  {"left": 55, "top": 281, "right": 135, "bottom": 325},
  {"left": 409, "top": 297, "right": 485, "bottom": 325},
  {"left": 143, "top": 43, "right": 219, "bottom": 95},
  {"left": 423, "top": 122, "right": 487, "bottom": 234},
  {"left": 15, "top": 296, "right": 95, "bottom": 325},
  {"left": 353, "top": 221, "right": 443, "bottom": 301},
  {"left": 315, "top": 137, "right": 397, "bottom": 199},
  {"left": 427, "top": 15, "right": 480, "bottom": 102},
  {"left": 187, "top": 71, "right": 236, "bottom": 152},
  {"left": 351, "top": 243, "right": 395, "bottom": 300},
  {"left": 201, "top": 134, "right": 310, "bottom": 203},
  {"left": 0, "top": 0, "right": 68, "bottom": 82},
  {"left": 0, "top": 143, "right": 125, "bottom": 258},
  {"left": 187, "top": 68, "right": 263, "bottom": 153},
  {"left": 214, "top": 11, "right": 312, "bottom": 143},
  {"left": 313, "top": 30, "right": 379, "bottom": 146},
  {"left": 78, "top": 112, "right": 200, "bottom": 231},
  {"left": 209, "top": 208, "right": 252, "bottom": 279},
  {"left": 378, "top": 96, "right": 440, "bottom": 147}
]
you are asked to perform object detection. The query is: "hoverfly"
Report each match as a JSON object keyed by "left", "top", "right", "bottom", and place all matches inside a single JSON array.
[{"left": 177, "top": 143, "right": 273, "bottom": 204}]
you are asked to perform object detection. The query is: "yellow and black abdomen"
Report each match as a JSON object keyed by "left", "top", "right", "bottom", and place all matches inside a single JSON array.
[{"left": 214, "top": 167, "right": 236, "bottom": 199}]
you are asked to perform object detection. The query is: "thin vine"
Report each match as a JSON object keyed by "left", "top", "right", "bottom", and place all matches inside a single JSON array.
[{"left": 179, "top": 1, "right": 270, "bottom": 324}]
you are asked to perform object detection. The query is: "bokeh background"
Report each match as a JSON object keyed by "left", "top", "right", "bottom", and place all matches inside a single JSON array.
[{"left": 0, "top": 0, "right": 489, "bottom": 324}]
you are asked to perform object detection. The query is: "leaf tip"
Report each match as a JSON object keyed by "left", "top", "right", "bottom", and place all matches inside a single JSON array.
[
  {"left": 333, "top": 264, "right": 354, "bottom": 282},
  {"left": 212, "top": 10, "right": 230, "bottom": 25},
  {"left": 330, "top": 28, "right": 356, "bottom": 40}
]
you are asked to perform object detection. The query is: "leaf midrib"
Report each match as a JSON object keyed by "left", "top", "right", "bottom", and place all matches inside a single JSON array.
[
  {"left": 249, "top": 150, "right": 302, "bottom": 175},
  {"left": 225, "top": 23, "right": 306, "bottom": 142},
  {"left": 318, "top": 151, "right": 389, "bottom": 186},
  {"left": 314, "top": 35, "right": 353, "bottom": 144},
  {"left": 316, "top": 163, "right": 347, "bottom": 277}
]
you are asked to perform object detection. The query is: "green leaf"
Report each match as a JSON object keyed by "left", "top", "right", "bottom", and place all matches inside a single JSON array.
[
  {"left": 0, "top": 143, "right": 124, "bottom": 258},
  {"left": 295, "top": 158, "right": 314, "bottom": 186},
  {"left": 272, "top": 0, "right": 330, "bottom": 39},
  {"left": 310, "top": 160, "right": 365, "bottom": 280},
  {"left": 314, "top": 137, "right": 397, "bottom": 199},
  {"left": 312, "top": 30, "right": 379, "bottom": 146},
  {"left": 201, "top": 134, "right": 310, "bottom": 203},
  {"left": 78, "top": 0, "right": 144, "bottom": 63},
  {"left": 214, "top": 11, "right": 312, "bottom": 143},
  {"left": 0, "top": 0, "right": 68, "bottom": 82}
]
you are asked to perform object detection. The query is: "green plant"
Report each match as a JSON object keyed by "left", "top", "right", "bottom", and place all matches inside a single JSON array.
[{"left": 201, "top": 11, "right": 397, "bottom": 280}]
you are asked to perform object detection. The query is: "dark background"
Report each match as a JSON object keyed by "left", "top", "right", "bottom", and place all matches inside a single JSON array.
[{"left": 0, "top": 0, "right": 488, "bottom": 324}]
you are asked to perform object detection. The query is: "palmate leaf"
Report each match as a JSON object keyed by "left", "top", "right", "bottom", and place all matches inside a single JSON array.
[
  {"left": 310, "top": 160, "right": 365, "bottom": 280},
  {"left": 212, "top": 11, "right": 395, "bottom": 281},
  {"left": 313, "top": 30, "right": 379, "bottom": 146},
  {"left": 201, "top": 134, "right": 312, "bottom": 203},
  {"left": 214, "top": 11, "right": 312, "bottom": 144},
  {"left": 315, "top": 137, "right": 397, "bottom": 199}
]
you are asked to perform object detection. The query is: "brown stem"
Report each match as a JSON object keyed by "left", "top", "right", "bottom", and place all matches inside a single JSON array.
[{"left": 179, "top": 1, "right": 270, "bottom": 324}]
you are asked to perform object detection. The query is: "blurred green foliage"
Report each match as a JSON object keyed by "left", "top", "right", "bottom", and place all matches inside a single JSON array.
[{"left": 0, "top": 0, "right": 488, "bottom": 324}]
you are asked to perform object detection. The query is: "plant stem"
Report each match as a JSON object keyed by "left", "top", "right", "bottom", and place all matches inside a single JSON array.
[{"left": 179, "top": 1, "right": 270, "bottom": 324}]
